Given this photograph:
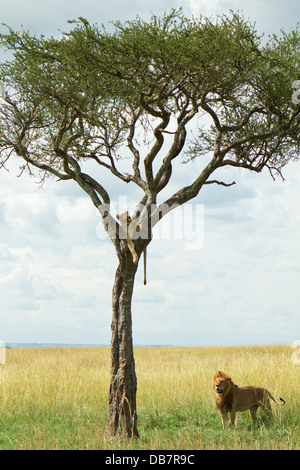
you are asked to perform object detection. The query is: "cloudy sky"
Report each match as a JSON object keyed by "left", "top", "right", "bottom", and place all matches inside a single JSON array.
[{"left": 0, "top": 0, "right": 299, "bottom": 347}]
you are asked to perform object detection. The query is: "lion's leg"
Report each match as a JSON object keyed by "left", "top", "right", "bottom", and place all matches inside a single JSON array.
[
  {"left": 221, "top": 412, "right": 228, "bottom": 428},
  {"left": 262, "top": 396, "right": 272, "bottom": 415},
  {"left": 229, "top": 410, "right": 236, "bottom": 426},
  {"left": 249, "top": 405, "right": 258, "bottom": 423}
]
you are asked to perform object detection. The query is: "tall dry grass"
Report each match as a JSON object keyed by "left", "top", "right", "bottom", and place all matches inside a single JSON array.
[{"left": 0, "top": 345, "right": 298, "bottom": 449}]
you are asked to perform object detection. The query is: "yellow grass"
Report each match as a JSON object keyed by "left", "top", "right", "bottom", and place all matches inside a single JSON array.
[{"left": 0, "top": 345, "right": 298, "bottom": 449}]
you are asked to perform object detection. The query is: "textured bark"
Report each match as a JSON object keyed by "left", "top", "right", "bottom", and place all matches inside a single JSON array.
[{"left": 107, "top": 253, "right": 139, "bottom": 438}]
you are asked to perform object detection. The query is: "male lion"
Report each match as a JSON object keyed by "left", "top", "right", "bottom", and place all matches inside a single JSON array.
[{"left": 213, "top": 371, "right": 285, "bottom": 428}]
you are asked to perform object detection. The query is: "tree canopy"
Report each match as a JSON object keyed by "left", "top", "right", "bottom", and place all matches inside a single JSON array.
[{"left": 0, "top": 10, "right": 299, "bottom": 225}]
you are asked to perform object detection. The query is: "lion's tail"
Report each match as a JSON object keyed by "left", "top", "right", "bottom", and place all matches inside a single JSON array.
[{"left": 266, "top": 390, "right": 285, "bottom": 406}]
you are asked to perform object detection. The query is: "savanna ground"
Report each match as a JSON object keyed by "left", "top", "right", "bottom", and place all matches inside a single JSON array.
[{"left": 0, "top": 345, "right": 298, "bottom": 450}]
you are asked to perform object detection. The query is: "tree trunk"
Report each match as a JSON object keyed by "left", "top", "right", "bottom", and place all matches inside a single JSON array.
[{"left": 107, "top": 254, "right": 139, "bottom": 439}]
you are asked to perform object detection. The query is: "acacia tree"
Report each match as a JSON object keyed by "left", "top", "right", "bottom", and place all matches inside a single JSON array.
[{"left": 0, "top": 10, "right": 299, "bottom": 438}]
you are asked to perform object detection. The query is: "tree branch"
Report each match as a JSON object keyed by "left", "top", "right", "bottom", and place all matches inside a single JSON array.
[
  {"left": 153, "top": 158, "right": 219, "bottom": 224},
  {"left": 127, "top": 118, "right": 141, "bottom": 179},
  {"left": 153, "top": 97, "right": 198, "bottom": 194},
  {"left": 219, "top": 129, "right": 277, "bottom": 159},
  {"left": 204, "top": 179, "right": 236, "bottom": 187},
  {"left": 201, "top": 91, "right": 265, "bottom": 133},
  {"left": 221, "top": 105, "right": 265, "bottom": 132},
  {"left": 200, "top": 92, "right": 222, "bottom": 130},
  {"left": 59, "top": 150, "right": 110, "bottom": 205},
  {"left": 143, "top": 109, "right": 171, "bottom": 193},
  {"left": 15, "top": 145, "right": 73, "bottom": 181}
]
